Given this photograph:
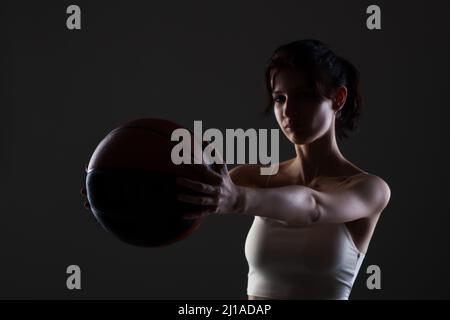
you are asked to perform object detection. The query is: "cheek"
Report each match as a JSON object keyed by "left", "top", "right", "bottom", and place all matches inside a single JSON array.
[
  {"left": 274, "top": 108, "right": 294, "bottom": 139},
  {"left": 310, "top": 104, "right": 333, "bottom": 131},
  {"left": 274, "top": 107, "right": 283, "bottom": 124}
]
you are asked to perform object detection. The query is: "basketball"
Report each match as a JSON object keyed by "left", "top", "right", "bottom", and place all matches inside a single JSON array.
[{"left": 85, "top": 118, "right": 215, "bottom": 247}]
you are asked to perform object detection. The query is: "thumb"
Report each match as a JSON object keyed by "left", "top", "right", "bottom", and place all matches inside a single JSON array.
[{"left": 212, "top": 161, "right": 228, "bottom": 174}]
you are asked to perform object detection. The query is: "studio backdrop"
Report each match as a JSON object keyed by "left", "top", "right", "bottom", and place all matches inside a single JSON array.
[{"left": 1, "top": 0, "right": 449, "bottom": 299}]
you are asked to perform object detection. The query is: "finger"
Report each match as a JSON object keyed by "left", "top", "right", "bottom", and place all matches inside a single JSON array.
[
  {"left": 176, "top": 193, "right": 218, "bottom": 206},
  {"left": 221, "top": 162, "right": 229, "bottom": 174},
  {"left": 80, "top": 187, "right": 87, "bottom": 196},
  {"left": 210, "top": 162, "right": 223, "bottom": 173},
  {"left": 83, "top": 201, "right": 91, "bottom": 210},
  {"left": 176, "top": 177, "right": 220, "bottom": 195},
  {"left": 213, "top": 162, "right": 228, "bottom": 175},
  {"left": 84, "top": 164, "right": 89, "bottom": 173}
]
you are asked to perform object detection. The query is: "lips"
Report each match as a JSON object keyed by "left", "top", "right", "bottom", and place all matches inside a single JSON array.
[{"left": 284, "top": 123, "right": 303, "bottom": 131}]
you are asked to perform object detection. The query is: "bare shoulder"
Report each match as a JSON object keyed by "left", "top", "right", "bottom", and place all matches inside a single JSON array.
[
  {"left": 347, "top": 173, "right": 391, "bottom": 213},
  {"left": 229, "top": 164, "right": 272, "bottom": 187}
]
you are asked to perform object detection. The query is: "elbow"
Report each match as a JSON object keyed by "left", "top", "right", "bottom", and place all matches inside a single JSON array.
[
  {"left": 309, "top": 192, "right": 321, "bottom": 225},
  {"left": 293, "top": 191, "right": 321, "bottom": 228}
]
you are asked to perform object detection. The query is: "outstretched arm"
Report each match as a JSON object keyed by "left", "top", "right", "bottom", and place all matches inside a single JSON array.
[
  {"left": 176, "top": 164, "right": 391, "bottom": 227},
  {"left": 237, "top": 174, "right": 390, "bottom": 227}
]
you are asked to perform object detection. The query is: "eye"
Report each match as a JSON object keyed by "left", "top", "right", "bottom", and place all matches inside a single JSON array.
[{"left": 272, "top": 95, "right": 286, "bottom": 104}]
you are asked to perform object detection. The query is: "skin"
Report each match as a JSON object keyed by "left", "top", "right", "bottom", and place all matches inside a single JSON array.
[
  {"left": 80, "top": 68, "right": 391, "bottom": 300},
  {"left": 174, "top": 68, "right": 391, "bottom": 300}
]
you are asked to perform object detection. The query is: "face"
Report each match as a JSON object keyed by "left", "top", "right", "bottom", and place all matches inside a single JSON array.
[{"left": 271, "top": 68, "right": 336, "bottom": 145}]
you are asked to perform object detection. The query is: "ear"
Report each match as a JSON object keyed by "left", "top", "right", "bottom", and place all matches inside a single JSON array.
[{"left": 333, "top": 86, "right": 348, "bottom": 114}]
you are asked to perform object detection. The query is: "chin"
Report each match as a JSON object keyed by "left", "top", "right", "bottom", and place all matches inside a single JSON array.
[{"left": 288, "top": 132, "right": 317, "bottom": 145}]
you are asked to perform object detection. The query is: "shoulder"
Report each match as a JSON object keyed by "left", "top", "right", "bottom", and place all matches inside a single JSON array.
[
  {"left": 229, "top": 164, "right": 272, "bottom": 187},
  {"left": 346, "top": 173, "right": 391, "bottom": 213}
]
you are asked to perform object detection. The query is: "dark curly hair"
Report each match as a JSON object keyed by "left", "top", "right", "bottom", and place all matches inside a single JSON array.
[{"left": 264, "top": 39, "right": 362, "bottom": 140}]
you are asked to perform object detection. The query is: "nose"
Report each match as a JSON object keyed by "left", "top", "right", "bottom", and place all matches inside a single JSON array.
[{"left": 282, "top": 98, "right": 299, "bottom": 118}]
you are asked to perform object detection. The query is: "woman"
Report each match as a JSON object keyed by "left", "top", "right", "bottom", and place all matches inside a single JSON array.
[{"left": 176, "top": 39, "right": 391, "bottom": 300}]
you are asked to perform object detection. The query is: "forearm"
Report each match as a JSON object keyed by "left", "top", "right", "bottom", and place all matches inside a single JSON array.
[{"left": 235, "top": 185, "right": 318, "bottom": 227}]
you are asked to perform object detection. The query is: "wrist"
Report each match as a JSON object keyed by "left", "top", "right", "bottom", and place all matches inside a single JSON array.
[{"left": 232, "top": 185, "right": 248, "bottom": 214}]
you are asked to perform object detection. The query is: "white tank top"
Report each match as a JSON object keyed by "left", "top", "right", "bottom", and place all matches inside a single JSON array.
[{"left": 245, "top": 170, "right": 366, "bottom": 300}]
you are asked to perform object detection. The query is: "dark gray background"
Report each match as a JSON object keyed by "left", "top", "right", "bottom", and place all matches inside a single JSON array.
[{"left": 1, "top": 0, "right": 449, "bottom": 299}]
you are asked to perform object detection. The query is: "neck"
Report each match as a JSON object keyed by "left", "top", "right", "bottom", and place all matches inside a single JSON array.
[{"left": 292, "top": 125, "right": 345, "bottom": 184}]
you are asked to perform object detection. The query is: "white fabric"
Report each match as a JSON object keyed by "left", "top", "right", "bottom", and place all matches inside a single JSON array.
[{"left": 245, "top": 216, "right": 365, "bottom": 300}]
